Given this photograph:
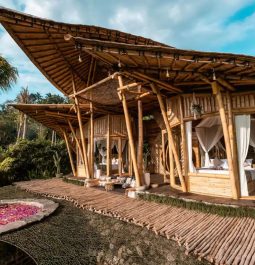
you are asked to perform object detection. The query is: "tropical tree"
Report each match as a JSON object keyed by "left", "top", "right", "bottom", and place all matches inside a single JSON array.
[
  {"left": 0, "top": 55, "right": 18, "bottom": 92},
  {"left": 16, "top": 86, "right": 30, "bottom": 140}
]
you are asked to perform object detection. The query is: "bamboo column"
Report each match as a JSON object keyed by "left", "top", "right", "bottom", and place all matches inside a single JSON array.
[
  {"left": 90, "top": 103, "right": 94, "bottom": 178},
  {"left": 179, "top": 96, "right": 189, "bottom": 177},
  {"left": 212, "top": 81, "right": 239, "bottom": 199},
  {"left": 150, "top": 83, "right": 187, "bottom": 192},
  {"left": 161, "top": 130, "right": 167, "bottom": 182},
  {"left": 128, "top": 145, "right": 133, "bottom": 176},
  {"left": 226, "top": 91, "right": 240, "bottom": 196},
  {"left": 118, "top": 75, "right": 141, "bottom": 187},
  {"left": 118, "top": 137, "right": 122, "bottom": 176},
  {"left": 137, "top": 85, "right": 144, "bottom": 183},
  {"left": 72, "top": 75, "right": 90, "bottom": 178},
  {"left": 106, "top": 114, "right": 111, "bottom": 177},
  {"left": 63, "top": 131, "right": 76, "bottom": 177},
  {"left": 169, "top": 145, "right": 175, "bottom": 187}
]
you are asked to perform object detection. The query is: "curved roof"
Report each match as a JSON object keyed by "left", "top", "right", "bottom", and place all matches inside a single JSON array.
[{"left": 0, "top": 7, "right": 165, "bottom": 97}]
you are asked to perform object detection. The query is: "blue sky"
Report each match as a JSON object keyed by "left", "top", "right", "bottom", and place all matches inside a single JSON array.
[{"left": 1, "top": 0, "right": 255, "bottom": 103}]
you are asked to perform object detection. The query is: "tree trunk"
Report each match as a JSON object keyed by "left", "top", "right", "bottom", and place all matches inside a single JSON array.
[{"left": 22, "top": 114, "right": 27, "bottom": 139}]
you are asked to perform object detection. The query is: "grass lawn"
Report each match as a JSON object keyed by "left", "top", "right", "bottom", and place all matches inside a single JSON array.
[{"left": 0, "top": 185, "right": 209, "bottom": 265}]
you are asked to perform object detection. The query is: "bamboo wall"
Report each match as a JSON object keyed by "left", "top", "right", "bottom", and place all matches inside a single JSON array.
[{"left": 167, "top": 91, "right": 255, "bottom": 127}]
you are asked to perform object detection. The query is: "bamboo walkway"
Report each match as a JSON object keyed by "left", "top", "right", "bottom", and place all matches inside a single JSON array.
[{"left": 16, "top": 179, "right": 255, "bottom": 265}]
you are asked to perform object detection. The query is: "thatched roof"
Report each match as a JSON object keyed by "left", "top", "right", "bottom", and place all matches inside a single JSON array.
[{"left": 2, "top": 7, "right": 255, "bottom": 113}]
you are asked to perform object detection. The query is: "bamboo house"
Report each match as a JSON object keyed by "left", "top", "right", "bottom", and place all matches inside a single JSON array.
[{"left": 2, "top": 7, "right": 255, "bottom": 200}]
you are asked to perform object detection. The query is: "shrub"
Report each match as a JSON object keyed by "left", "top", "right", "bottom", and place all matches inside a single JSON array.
[{"left": 0, "top": 139, "right": 72, "bottom": 186}]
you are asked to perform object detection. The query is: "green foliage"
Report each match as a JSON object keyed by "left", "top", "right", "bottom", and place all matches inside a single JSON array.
[
  {"left": 0, "top": 139, "right": 72, "bottom": 186},
  {"left": 138, "top": 193, "right": 255, "bottom": 218},
  {"left": 0, "top": 55, "right": 18, "bottom": 92},
  {"left": 53, "top": 151, "right": 61, "bottom": 174}
]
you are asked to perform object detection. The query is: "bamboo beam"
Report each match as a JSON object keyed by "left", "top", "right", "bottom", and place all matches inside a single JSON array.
[
  {"left": 90, "top": 103, "right": 94, "bottom": 178},
  {"left": 150, "top": 83, "right": 187, "bottom": 192},
  {"left": 118, "top": 75, "right": 141, "bottom": 187},
  {"left": 212, "top": 81, "right": 239, "bottom": 199},
  {"left": 217, "top": 77, "right": 236, "bottom": 91},
  {"left": 63, "top": 130, "right": 76, "bottom": 177},
  {"left": 169, "top": 145, "right": 175, "bottom": 187},
  {"left": 161, "top": 130, "right": 167, "bottom": 183},
  {"left": 226, "top": 91, "right": 240, "bottom": 196},
  {"left": 70, "top": 72, "right": 119, "bottom": 97},
  {"left": 106, "top": 114, "right": 111, "bottom": 177},
  {"left": 67, "top": 119, "right": 86, "bottom": 167},
  {"left": 179, "top": 96, "right": 188, "bottom": 177},
  {"left": 118, "top": 137, "right": 122, "bottom": 176},
  {"left": 137, "top": 85, "right": 144, "bottom": 183},
  {"left": 72, "top": 75, "right": 90, "bottom": 178}
]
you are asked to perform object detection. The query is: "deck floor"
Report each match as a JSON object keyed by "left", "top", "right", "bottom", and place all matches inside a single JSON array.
[{"left": 17, "top": 179, "right": 255, "bottom": 265}]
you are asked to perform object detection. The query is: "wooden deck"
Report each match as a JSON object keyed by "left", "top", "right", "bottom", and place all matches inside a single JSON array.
[{"left": 17, "top": 179, "right": 255, "bottom": 265}]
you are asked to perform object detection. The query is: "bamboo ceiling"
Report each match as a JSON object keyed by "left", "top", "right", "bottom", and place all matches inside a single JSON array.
[{"left": 2, "top": 7, "right": 255, "bottom": 114}]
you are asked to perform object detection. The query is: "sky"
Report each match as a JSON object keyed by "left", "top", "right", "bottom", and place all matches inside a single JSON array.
[{"left": 1, "top": 0, "right": 255, "bottom": 103}]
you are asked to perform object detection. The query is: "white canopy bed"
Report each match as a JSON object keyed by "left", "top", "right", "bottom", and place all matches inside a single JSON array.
[{"left": 186, "top": 115, "right": 255, "bottom": 196}]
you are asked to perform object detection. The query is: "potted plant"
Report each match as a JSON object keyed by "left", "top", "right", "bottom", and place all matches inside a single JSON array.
[
  {"left": 191, "top": 103, "right": 203, "bottom": 120},
  {"left": 53, "top": 151, "right": 63, "bottom": 178}
]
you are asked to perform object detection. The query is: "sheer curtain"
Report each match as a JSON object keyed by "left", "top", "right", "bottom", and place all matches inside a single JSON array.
[
  {"left": 236, "top": 115, "right": 251, "bottom": 196},
  {"left": 195, "top": 117, "right": 223, "bottom": 167},
  {"left": 185, "top": 121, "right": 195, "bottom": 172},
  {"left": 96, "top": 138, "right": 107, "bottom": 163}
]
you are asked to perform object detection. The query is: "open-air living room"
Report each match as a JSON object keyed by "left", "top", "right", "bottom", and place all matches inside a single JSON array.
[{"left": 2, "top": 2, "right": 255, "bottom": 265}]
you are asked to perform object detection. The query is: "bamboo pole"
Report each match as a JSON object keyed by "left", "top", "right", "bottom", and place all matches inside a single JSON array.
[
  {"left": 212, "top": 81, "right": 239, "bottom": 199},
  {"left": 90, "top": 103, "right": 94, "bottom": 178},
  {"left": 118, "top": 137, "right": 122, "bottom": 176},
  {"left": 226, "top": 91, "right": 240, "bottom": 196},
  {"left": 179, "top": 96, "right": 188, "bottom": 177},
  {"left": 72, "top": 75, "right": 90, "bottom": 178},
  {"left": 151, "top": 83, "right": 187, "bottom": 192},
  {"left": 161, "top": 130, "right": 167, "bottom": 183},
  {"left": 170, "top": 144, "right": 175, "bottom": 187},
  {"left": 128, "top": 144, "right": 133, "bottom": 176},
  {"left": 63, "top": 131, "right": 76, "bottom": 177},
  {"left": 106, "top": 114, "right": 111, "bottom": 177},
  {"left": 66, "top": 119, "right": 85, "bottom": 167},
  {"left": 137, "top": 85, "right": 144, "bottom": 183},
  {"left": 118, "top": 75, "right": 141, "bottom": 187}
]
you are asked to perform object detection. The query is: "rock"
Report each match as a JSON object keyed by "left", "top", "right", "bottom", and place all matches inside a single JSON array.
[
  {"left": 136, "top": 246, "right": 143, "bottom": 257},
  {"left": 109, "top": 243, "right": 114, "bottom": 250},
  {"left": 167, "top": 253, "right": 175, "bottom": 262}
]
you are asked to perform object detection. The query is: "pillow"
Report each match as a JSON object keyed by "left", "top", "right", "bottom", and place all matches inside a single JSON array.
[
  {"left": 244, "top": 159, "right": 253, "bottom": 168},
  {"left": 221, "top": 159, "right": 228, "bottom": 169},
  {"left": 210, "top": 158, "right": 223, "bottom": 167}
]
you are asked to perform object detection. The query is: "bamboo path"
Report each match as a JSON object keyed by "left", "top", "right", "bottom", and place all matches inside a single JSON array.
[{"left": 16, "top": 179, "right": 255, "bottom": 265}]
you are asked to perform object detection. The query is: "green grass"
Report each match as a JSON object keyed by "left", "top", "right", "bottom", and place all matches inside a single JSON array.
[{"left": 138, "top": 193, "right": 255, "bottom": 218}]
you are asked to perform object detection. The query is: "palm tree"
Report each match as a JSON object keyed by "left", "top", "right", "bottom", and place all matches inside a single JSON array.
[
  {"left": 16, "top": 86, "right": 30, "bottom": 140},
  {"left": 0, "top": 55, "right": 18, "bottom": 92}
]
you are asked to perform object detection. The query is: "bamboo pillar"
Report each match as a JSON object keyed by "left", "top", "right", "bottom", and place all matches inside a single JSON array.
[
  {"left": 118, "top": 137, "right": 122, "bottom": 176},
  {"left": 90, "top": 103, "right": 94, "bottom": 178},
  {"left": 128, "top": 145, "right": 133, "bottom": 176},
  {"left": 118, "top": 75, "right": 141, "bottom": 187},
  {"left": 169, "top": 145, "right": 175, "bottom": 187},
  {"left": 63, "top": 131, "right": 76, "bottom": 177},
  {"left": 212, "top": 81, "right": 239, "bottom": 199},
  {"left": 179, "top": 96, "right": 189, "bottom": 177},
  {"left": 72, "top": 76, "right": 90, "bottom": 178},
  {"left": 150, "top": 83, "right": 187, "bottom": 192},
  {"left": 161, "top": 130, "right": 167, "bottom": 182},
  {"left": 226, "top": 91, "right": 240, "bottom": 196},
  {"left": 106, "top": 114, "right": 111, "bottom": 177},
  {"left": 137, "top": 85, "right": 144, "bottom": 183}
]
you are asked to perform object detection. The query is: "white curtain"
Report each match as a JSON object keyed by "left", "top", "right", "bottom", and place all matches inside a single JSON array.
[
  {"left": 185, "top": 121, "right": 195, "bottom": 172},
  {"left": 96, "top": 138, "right": 107, "bottom": 163},
  {"left": 236, "top": 115, "right": 250, "bottom": 196},
  {"left": 195, "top": 116, "right": 223, "bottom": 167}
]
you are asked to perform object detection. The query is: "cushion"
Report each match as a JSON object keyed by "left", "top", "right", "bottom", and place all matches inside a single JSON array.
[
  {"left": 221, "top": 159, "right": 228, "bottom": 169},
  {"left": 210, "top": 158, "right": 223, "bottom": 167}
]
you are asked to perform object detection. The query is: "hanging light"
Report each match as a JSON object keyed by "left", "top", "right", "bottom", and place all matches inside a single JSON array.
[
  {"left": 118, "top": 58, "right": 122, "bottom": 68},
  {"left": 166, "top": 68, "right": 170, "bottom": 78},
  {"left": 78, "top": 54, "right": 82, "bottom": 63}
]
